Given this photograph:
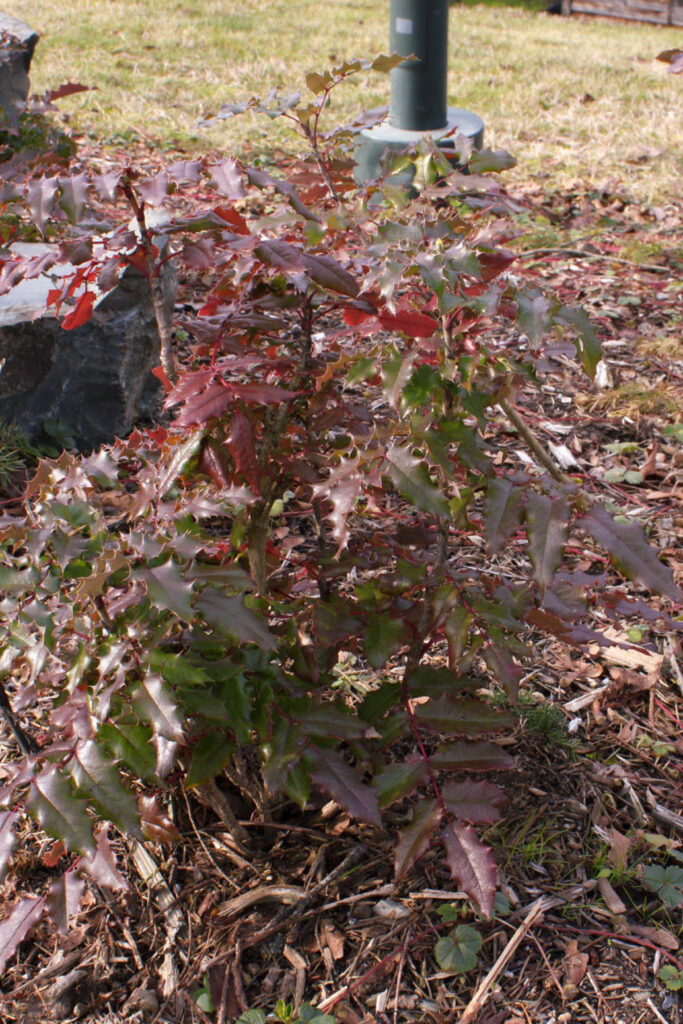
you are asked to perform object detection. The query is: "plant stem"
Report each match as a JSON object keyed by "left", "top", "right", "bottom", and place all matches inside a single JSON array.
[{"left": 499, "top": 396, "right": 568, "bottom": 484}]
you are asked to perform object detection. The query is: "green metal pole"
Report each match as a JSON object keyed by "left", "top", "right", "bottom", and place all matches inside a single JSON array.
[{"left": 389, "top": 0, "right": 449, "bottom": 131}]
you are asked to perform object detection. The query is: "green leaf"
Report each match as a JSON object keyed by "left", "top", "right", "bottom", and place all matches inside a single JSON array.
[
  {"left": 407, "top": 666, "right": 480, "bottom": 698},
  {"left": 364, "top": 613, "right": 405, "bottom": 668},
  {"left": 516, "top": 288, "right": 551, "bottom": 344},
  {"left": 659, "top": 965, "right": 683, "bottom": 991},
  {"left": 185, "top": 733, "right": 236, "bottom": 788},
  {"left": 293, "top": 704, "right": 373, "bottom": 741},
  {"left": 525, "top": 493, "right": 569, "bottom": 588},
  {"left": 235, "top": 1012, "right": 266, "bottom": 1024},
  {"left": 434, "top": 924, "right": 482, "bottom": 973},
  {"left": 373, "top": 762, "right": 429, "bottom": 809},
  {"left": 70, "top": 740, "right": 140, "bottom": 834},
  {"left": 384, "top": 443, "right": 450, "bottom": 518},
  {"left": 309, "top": 748, "right": 381, "bottom": 826},
  {"left": 415, "top": 696, "right": 514, "bottom": 736},
  {"left": 28, "top": 768, "right": 95, "bottom": 854},
  {"left": 134, "top": 673, "right": 184, "bottom": 742},
  {"left": 196, "top": 590, "right": 276, "bottom": 650},
  {"left": 394, "top": 798, "right": 442, "bottom": 878},
  {"left": 99, "top": 722, "right": 157, "bottom": 780},
  {"left": 148, "top": 651, "right": 211, "bottom": 688},
  {"left": 138, "top": 560, "right": 194, "bottom": 620},
  {"left": 554, "top": 305, "right": 602, "bottom": 378},
  {"left": 469, "top": 148, "right": 516, "bottom": 173},
  {"left": 578, "top": 507, "right": 681, "bottom": 602}
]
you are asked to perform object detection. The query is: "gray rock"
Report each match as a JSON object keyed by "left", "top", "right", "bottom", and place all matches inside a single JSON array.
[
  {"left": 0, "top": 241, "right": 177, "bottom": 450},
  {"left": 0, "top": 14, "right": 39, "bottom": 126}
]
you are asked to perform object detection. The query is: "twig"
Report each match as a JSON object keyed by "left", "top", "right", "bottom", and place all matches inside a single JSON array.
[
  {"left": 393, "top": 927, "right": 411, "bottom": 1024},
  {"left": 666, "top": 636, "right": 683, "bottom": 697},
  {"left": 458, "top": 898, "right": 544, "bottom": 1024},
  {"left": 517, "top": 246, "right": 670, "bottom": 274},
  {"left": 0, "top": 679, "right": 38, "bottom": 754},
  {"left": 240, "top": 843, "right": 367, "bottom": 949},
  {"left": 498, "top": 397, "right": 569, "bottom": 484}
]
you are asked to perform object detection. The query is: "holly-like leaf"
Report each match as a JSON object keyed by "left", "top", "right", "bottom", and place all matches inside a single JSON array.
[
  {"left": 138, "top": 560, "right": 195, "bottom": 620},
  {"left": 484, "top": 478, "right": 523, "bottom": 554},
  {"left": 61, "top": 290, "right": 96, "bottom": 330},
  {"left": 578, "top": 507, "right": 681, "bottom": 602},
  {"left": 441, "top": 823, "right": 497, "bottom": 917},
  {"left": 185, "top": 733, "right": 236, "bottom": 788},
  {"left": 0, "top": 810, "right": 18, "bottom": 880},
  {"left": 45, "top": 871, "right": 86, "bottom": 935},
  {"left": 385, "top": 444, "right": 450, "bottom": 518},
  {"left": 373, "top": 762, "right": 429, "bottom": 809},
  {"left": 70, "top": 740, "right": 140, "bottom": 834},
  {"left": 554, "top": 305, "right": 602, "bottom": 378},
  {"left": 415, "top": 696, "right": 514, "bottom": 736},
  {"left": 302, "top": 253, "right": 359, "bottom": 297},
  {"left": 525, "top": 493, "right": 569, "bottom": 588},
  {"left": 196, "top": 590, "right": 275, "bottom": 650},
  {"left": 79, "top": 830, "right": 129, "bottom": 890},
  {"left": 209, "top": 159, "right": 246, "bottom": 199},
  {"left": 364, "top": 612, "right": 405, "bottom": 669},
  {"left": 435, "top": 923, "right": 483, "bottom": 973},
  {"left": 99, "top": 722, "right": 157, "bottom": 781},
  {"left": 394, "top": 798, "right": 443, "bottom": 878},
  {"left": 309, "top": 748, "right": 381, "bottom": 826},
  {"left": 430, "top": 740, "right": 515, "bottom": 772},
  {"left": 58, "top": 173, "right": 89, "bottom": 224},
  {"left": 442, "top": 779, "right": 507, "bottom": 824},
  {"left": 173, "top": 381, "right": 233, "bottom": 426},
  {"left": 377, "top": 309, "right": 437, "bottom": 338},
  {"left": 138, "top": 170, "right": 170, "bottom": 207},
  {"left": 134, "top": 673, "right": 185, "bottom": 742},
  {"left": 517, "top": 288, "right": 551, "bottom": 344},
  {"left": 312, "top": 457, "right": 362, "bottom": 552},
  {"left": 295, "top": 705, "right": 373, "bottom": 741},
  {"left": 28, "top": 767, "right": 95, "bottom": 854},
  {"left": 26, "top": 176, "right": 59, "bottom": 234},
  {"left": 0, "top": 896, "right": 45, "bottom": 973},
  {"left": 469, "top": 148, "right": 516, "bottom": 174}
]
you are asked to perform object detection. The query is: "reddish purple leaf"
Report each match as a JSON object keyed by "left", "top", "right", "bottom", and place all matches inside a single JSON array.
[
  {"left": 441, "top": 823, "right": 497, "bottom": 917},
  {"left": 525, "top": 493, "right": 569, "bottom": 588},
  {"left": 415, "top": 695, "right": 514, "bottom": 736},
  {"left": 394, "top": 798, "right": 443, "bottom": 878},
  {"left": 430, "top": 740, "right": 515, "bottom": 772},
  {"left": 79, "top": 830, "right": 129, "bottom": 891},
  {"left": 45, "top": 871, "right": 86, "bottom": 935},
  {"left": 138, "top": 795, "right": 182, "bottom": 844},
  {"left": 0, "top": 896, "right": 45, "bottom": 973},
  {"left": 578, "top": 506, "right": 681, "bottom": 602},
  {"left": 312, "top": 458, "right": 362, "bottom": 552},
  {"left": 61, "top": 290, "right": 96, "bottom": 330},
  {"left": 0, "top": 810, "right": 18, "bottom": 880},
  {"left": 226, "top": 410, "right": 260, "bottom": 491},
  {"left": 255, "top": 238, "right": 307, "bottom": 272},
  {"left": 167, "top": 159, "right": 203, "bottom": 183},
  {"left": 302, "top": 253, "right": 359, "bottom": 297},
  {"left": 93, "top": 171, "right": 122, "bottom": 201},
  {"left": 485, "top": 478, "right": 522, "bottom": 554},
  {"left": 46, "top": 82, "right": 91, "bottom": 101},
  {"left": 378, "top": 309, "right": 437, "bottom": 338},
  {"left": 310, "top": 748, "right": 381, "bottom": 826},
  {"left": 28, "top": 767, "right": 95, "bottom": 854},
  {"left": 374, "top": 761, "right": 429, "bottom": 809},
  {"left": 245, "top": 165, "right": 319, "bottom": 222},
  {"left": 180, "top": 236, "right": 215, "bottom": 270},
  {"left": 197, "top": 438, "right": 234, "bottom": 488},
  {"left": 174, "top": 381, "right": 234, "bottom": 426},
  {"left": 442, "top": 779, "right": 507, "bottom": 824},
  {"left": 138, "top": 171, "right": 170, "bottom": 207},
  {"left": 138, "top": 560, "right": 194, "bottom": 621},
  {"left": 229, "top": 382, "right": 297, "bottom": 405},
  {"left": 209, "top": 159, "right": 246, "bottom": 199}
]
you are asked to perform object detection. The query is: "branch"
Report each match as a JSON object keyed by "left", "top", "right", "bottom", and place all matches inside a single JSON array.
[{"left": 498, "top": 396, "right": 569, "bottom": 484}]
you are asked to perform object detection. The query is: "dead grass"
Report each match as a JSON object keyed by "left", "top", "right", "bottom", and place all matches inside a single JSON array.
[{"left": 5, "top": 0, "right": 682, "bottom": 201}]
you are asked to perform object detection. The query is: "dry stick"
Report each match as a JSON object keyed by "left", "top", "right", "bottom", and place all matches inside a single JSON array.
[
  {"left": 666, "top": 636, "right": 683, "bottom": 698},
  {"left": 517, "top": 247, "right": 670, "bottom": 275},
  {"left": 119, "top": 176, "right": 177, "bottom": 383},
  {"left": 498, "top": 397, "right": 569, "bottom": 485},
  {"left": 457, "top": 898, "right": 544, "bottom": 1024}
]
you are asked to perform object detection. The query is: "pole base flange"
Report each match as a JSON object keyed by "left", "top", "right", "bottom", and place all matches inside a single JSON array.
[{"left": 353, "top": 106, "right": 484, "bottom": 185}]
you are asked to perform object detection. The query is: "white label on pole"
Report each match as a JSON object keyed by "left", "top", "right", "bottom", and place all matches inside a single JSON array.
[{"left": 395, "top": 17, "right": 413, "bottom": 34}]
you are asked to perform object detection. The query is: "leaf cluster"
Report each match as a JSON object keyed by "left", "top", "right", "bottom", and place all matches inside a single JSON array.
[{"left": 0, "top": 58, "right": 680, "bottom": 972}]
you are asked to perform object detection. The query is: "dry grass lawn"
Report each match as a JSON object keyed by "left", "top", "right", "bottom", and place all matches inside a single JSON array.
[{"left": 5, "top": 1, "right": 682, "bottom": 200}]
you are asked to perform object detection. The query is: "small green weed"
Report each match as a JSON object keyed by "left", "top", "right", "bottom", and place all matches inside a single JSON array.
[
  {"left": 659, "top": 965, "right": 683, "bottom": 991},
  {"left": 0, "top": 421, "right": 38, "bottom": 490},
  {"left": 642, "top": 864, "right": 683, "bottom": 908}
]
